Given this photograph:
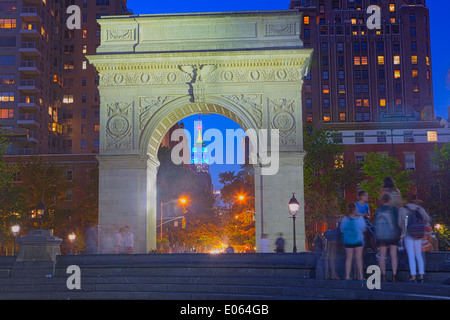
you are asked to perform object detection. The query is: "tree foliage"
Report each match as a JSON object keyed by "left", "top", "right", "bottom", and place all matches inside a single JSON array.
[
  {"left": 0, "top": 129, "right": 26, "bottom": 247},
  {"left": 303, "top": 127, "right": 363, "bottom": 225},
  {"left": 429, "top": 143, "right": 450, "bottom": 225},
  {"left": 218, "top": 166, "right": 255, "bottom": 249},
  {"left": 360, "top": 152, "right": 412, "bottom": 210},
  {"left": 157, "top": 146, "right": 218, "bottom": 252}
]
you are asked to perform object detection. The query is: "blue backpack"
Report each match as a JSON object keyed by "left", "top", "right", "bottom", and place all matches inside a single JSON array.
[
  {"left": 374, "top": 206, "right": 399, "bottom": 242},
  {"left": 342, "top": 218, "right": 360, "bottom": 246}
]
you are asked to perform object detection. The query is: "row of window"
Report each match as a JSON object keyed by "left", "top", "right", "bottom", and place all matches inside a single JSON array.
[
  {"left": 333, "top": 130, "right": 439, "bottom": 144},
  {"left": 63, "top": 93, "right": 100, "bottom": 104},
  {"left": 351, "top": 151, "right": 438, "bottom": 173}
]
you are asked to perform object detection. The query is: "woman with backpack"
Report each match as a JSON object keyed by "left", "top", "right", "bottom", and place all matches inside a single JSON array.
[
  {"left": 380, "top": 177, "right": 403, "bottom": 208},
  {"left": 374, "top": 193, "right": 401, "bottom": 282},
  {"left": 340, "top": 202, "right": 367, "bottom": 281},
  {"left": 399, "top": 199, "right": 431, "bottom": 283}
]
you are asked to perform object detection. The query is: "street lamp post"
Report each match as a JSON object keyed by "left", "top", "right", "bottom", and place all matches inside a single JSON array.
[
  {"left": 36, "top": 200, "right": 45, "bottom": 229},
  {"left": 68, "top": 233, "right": 76, "bottom": 254},
  {"left": 288, "top": 193, "right": 300, "bottom": 253},
  {"left": 11, "top": 225, "right": 20, "bottom": 255},
  {"left": 160, "top": 197, "right": 187, "bottom": 240}
]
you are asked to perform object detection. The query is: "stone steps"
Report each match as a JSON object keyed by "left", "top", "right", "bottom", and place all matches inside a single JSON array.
[{"left": 0, "top": 253, "right": 448, "bottom": 300}]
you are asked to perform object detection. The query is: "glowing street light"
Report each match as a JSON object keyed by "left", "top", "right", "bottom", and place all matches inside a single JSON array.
[
  {"left": 11, "top": 225, "right": 20, "bottom": 255},
  {"left": 160, "top": 197, "right": 189, "bottom": 240},
  {"left": 288, "top": 193, "right": 300, "bottom": 253},
  {"left": 68, "top": 233, "right": 76, "bottom": 254}
]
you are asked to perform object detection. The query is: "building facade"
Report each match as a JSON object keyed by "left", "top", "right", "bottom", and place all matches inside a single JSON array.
[
  {"left": 0, "top": 0, "right": 130, "bottom": 155},
  {"left": 289, "top": 0, "right": 449, "bottom": 203},
  {"left": 290, "top": 0, "right": 434, "bottom": 124}
]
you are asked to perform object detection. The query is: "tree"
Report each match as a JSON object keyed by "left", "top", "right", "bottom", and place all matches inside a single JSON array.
[
  {"left": 157, "top": 146, "right": 219, "bottom": 252},
  {"left": 0, "top": 128, "right": 26, "bottom": 250},
  {"left": 429, "top": 143, "right": 450, "bottom": 226},
  {"left": 15, "top": 157, "right": 71, "bottom": 234},
  {"left": 360, "top": 152, "right": 412, "bottom": 210},
  {"left": 218, "top": 166, "right": 255, "bottom": 249},
  {"left": 303, "top": 126, "right": 363, "bottom": 230}
]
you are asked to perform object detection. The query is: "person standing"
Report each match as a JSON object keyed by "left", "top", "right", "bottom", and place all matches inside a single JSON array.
[
  {"left": 399, "top": 199, "right": 431, "bottom": 283},
  {"left": 380, "top": 177, "right": 403, "bottom": 208},
  {"left": 340, "top": 203, "right": 366, "bottom": 281},
  {"left": 374, "top": 194, "right": 401, "bottom": 282},
  {"left": 113, "top": 227, "right": 125, "bottom": 254},
  {"left": 275, "top": 233, "right": 285, "bottom": 253},
  {"left": 356, "top": 191, "right": 370, "bottom": 219},
  {"left": 324, "top": 226, "right": 341, "bottom": 280},
  {"left": 123, "top": 226, "right": 134, "bottom": 254},
  {"left": 258, "top": 234, "right": 271, "bottom": 253}
]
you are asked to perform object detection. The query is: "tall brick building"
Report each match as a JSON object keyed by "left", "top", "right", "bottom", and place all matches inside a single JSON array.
[
  {"left": 0, "top": 0, "right": 130, "bottom": 155},
  {"left": 289, "top": 0, "right": 449, "bottom": 203}
]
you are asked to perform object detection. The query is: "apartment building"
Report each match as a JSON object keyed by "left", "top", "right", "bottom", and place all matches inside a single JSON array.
[
  {"left": 289, "top": 0, "right": 449, "bottom": 201},
  {"left": 0, "top": 0, "right": 130, "bottom": 155}
]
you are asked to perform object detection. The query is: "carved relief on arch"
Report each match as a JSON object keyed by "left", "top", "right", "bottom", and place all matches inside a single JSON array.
[
  {"left": 221, "top": 94, "right": 263, "bottom": 128},
  {"left": 139, "top": 96, "right": 180, "bottom": 130},
  {"left": 269, "top": 98, "right": 297, "bottom": 145},
  {"left": 105, "top": 101, "right": 134, "bottom": 150}
]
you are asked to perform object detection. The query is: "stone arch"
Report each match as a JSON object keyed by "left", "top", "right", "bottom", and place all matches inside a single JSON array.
[
  {"left": 140, "top": 96, "right": 260, "bottom": 163},
  {"left": 88, "top": 10, "right": 313, "bottom": 253}
]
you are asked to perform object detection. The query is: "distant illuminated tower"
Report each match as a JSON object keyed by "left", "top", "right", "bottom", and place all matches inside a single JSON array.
[{"left": 192, "top": 115, "right": 210, "bottom": 173}]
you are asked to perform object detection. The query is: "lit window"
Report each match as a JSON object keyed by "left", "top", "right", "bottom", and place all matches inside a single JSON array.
[
  {"left": 82, "top": 61, "right": 87, "bottom": 69},
  {"left": 339, "top": 112, "right": 346, "bottom": 122},
  {"left": 412, "top": 69, "right": 418, "bottom": 78},
  {"left": 354, "top": 57, "right": 360, "bottom": 65},
  {"left": 356, "top": 99, "right": 362, "bottom": 107},
  {"left": 63, "top": 94, "right": 74, "bottom": 104},
  {"left": 82, "top": 29, "right": 87, "bottom": 38},
  {"left": 394, "top": 56, "right": 400, "bottom": 65},
  {"left": 394, "top": 70, "right": 401, "bottom": 78},
  {"left": 390, "top": 4, "right": 395, "bottom": 12},
  {"left": 351, "top": 18, "right": 357, "bottom": 25},
  {"left": 304, "top": 16, "right": 310, "bottom": 25},
  {"left": 380, "top": 99, "right": 386, "bottom": 107},
  {"left": 361, "top": 56, "right": 368, "bottom": 65},
  {"left": 390, "top": 17, "right": 396, "bottom": 24},
  {"left": 334, "top": 154, "right": 344, "bottom": 168},
  {"left": 378, "top": 56, "right": 385, "bottom": 65},
  {"left": 363, "top": 99, "right": 370, "bottom": 107},
  {"left": 426, "top": 56, "right": 430, "bottom": 66},
  {"left": 323, "top": 114, "right": 331, "bottom": 122},
  {"left": 323, "top": 85, "right": 329, "bottom": 94},
  {"left": 411, "top": 55, "right": 418, "bottom": 64},
  {"left": 427, "top": 131, "right": 438, "bottom": 142},
  {"left": 413, "top": 84, "right": 419, "bottom": 93}
]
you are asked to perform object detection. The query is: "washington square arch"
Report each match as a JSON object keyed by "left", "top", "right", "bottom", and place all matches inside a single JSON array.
[{"left": 87, "top": 10, "right": 313, "bottom": 253}]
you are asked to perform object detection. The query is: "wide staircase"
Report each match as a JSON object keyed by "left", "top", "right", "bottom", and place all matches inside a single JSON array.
[{"left": 0, "top": 253, "right": 449, "bottom": 300}]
